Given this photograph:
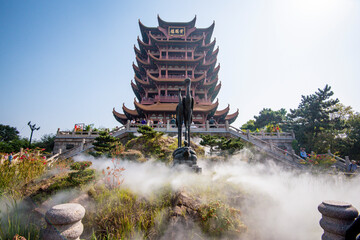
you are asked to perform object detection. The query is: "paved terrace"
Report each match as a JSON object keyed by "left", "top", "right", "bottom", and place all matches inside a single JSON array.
[{"left": 54, "top": 121, "right": 349, "bottom": 170}]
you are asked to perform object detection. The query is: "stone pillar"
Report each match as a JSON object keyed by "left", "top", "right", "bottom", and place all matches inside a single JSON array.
[
  {"left": 42, "top": 203, "right": 85, "bottom": 240},
  {"left": 166, "top": 120, "right": 170, "bottom": 131},
  {"left": 345, "top": 156, "right": 350, "bottom": 169},
  {"left": 126, "top": 120, "right": 130, "bottom": 130},
  {"left": 246, "top": 129, "right": 250, "bottom": 140},
  {"left": 225, "top": 120, "right": 229, "bottom": 131},
  {"left": 318, "top": 200, "right": 358, "bottom": 240},
  {"left": 276, "top": 130, "right": 280, "bottom": 138},
  {"left": 80, "top": 139, "right": 85, "bottom": 151},
  {"left": 205, "top": 120, "right": 209, "bottom": 131}
]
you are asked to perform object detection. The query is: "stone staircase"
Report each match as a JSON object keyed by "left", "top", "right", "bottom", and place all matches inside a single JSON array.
[{"left": 54, "top": 122, "right": 350, "bottom": 170}]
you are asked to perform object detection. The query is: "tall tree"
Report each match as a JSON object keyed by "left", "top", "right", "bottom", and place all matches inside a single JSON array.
[
  {"left": 346, "top": 113, "right": 360, "bottom": 160},
  {"left": 287, "top": 85, "right": 339, "bottom": 152},
  {"left": 254, "top": 108, "right": 287, "bottom": 129},
  {"left": 0, "top": 124, "right": 20, "bottom": 142}
]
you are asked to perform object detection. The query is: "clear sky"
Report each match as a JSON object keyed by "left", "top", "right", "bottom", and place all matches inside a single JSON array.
[{"left": 1, "top": 0, "right": 359, "bottom": 140}]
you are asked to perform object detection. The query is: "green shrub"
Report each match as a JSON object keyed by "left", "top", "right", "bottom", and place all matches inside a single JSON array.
[
  {"left": 199, "top": 201, "right": 246, "bottom": 237},
  {"left": 0, "top": 198, "right": 41, "bottom": 240},
  {"left": 0, "top": 149, "right": 47, "bottom": 196},
  {"left": 86, "top": 187, "right": 172, "bottom": 239},
  {"left": 70, "top": 161, "right": 92, "bottom": 171}
]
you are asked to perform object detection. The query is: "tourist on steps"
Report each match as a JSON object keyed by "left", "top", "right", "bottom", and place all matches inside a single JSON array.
[
  {"left": 8, "top": 153, "right": 13, "bottom": 165},
  {"left": 347, "top": 160, "right": 358, "bottom": 173},
  {"left": 300, "top": 148, "right": 307, "bottom": 159}
]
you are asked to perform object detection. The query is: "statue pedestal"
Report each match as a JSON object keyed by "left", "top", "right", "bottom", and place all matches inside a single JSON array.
[{"left": 172, "top": 147, "right": 202, "bottom": 173}]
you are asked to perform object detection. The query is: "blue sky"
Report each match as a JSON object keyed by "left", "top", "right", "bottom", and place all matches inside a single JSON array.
[{"left": 1, "top": 0, "right": 359, "bottom": 140}]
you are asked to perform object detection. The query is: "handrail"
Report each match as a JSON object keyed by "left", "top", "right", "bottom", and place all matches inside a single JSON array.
[{"left": 228, "top": 125, "right": 303, "bottom": 166}]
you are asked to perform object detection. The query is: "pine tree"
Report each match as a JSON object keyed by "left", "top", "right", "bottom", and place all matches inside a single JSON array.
[
  {"left": 288, "top": 84, "right": 340, "bottom": 152},
  {"left": 92, "top": 131, "right": 119, "bottom": 156}
]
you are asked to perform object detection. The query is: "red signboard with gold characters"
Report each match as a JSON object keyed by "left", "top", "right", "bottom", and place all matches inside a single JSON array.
[{"left": 168, "top": 27, "right": 185, "bottom": 36}]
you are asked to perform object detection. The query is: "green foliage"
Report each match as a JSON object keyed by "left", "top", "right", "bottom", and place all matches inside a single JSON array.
[
  {"left": 86, "top": 187, "right": 172, "bottom": 239},
  {"left": 0, "top": 197, "right": 41, "bottom": 240},
  {"left": 292, "top": 140, "right": 299, "bottom": 154},
  {"left": 199, "top": 201, "right": 246, "bottom": 237},
  {"left": 299, "top": 153, "right": 336, "bottom": 169},
  {"left": 200, "top": 135, "right": 220, "bottom": 153},
  {"left": 241, "top": 120, "right": 256, "bottom": 132},
  {"left": 32, "top": 134, "right": 55, "bottom": 153},
  {"left": 287, "top": 85, "right": 340, "bottom": 153},
  {"left": 0, "top": 138, "right": 28, "bottom": 153},
  {"left": 254, "top": 108, "right": 287, "bottom": 129},
  {"left": 137, "top": 125, "right": 164, "bottom": 139},
  {"left": 125, "top": 128, "right": 177, "bottom": 163},
  {"left": 265, "top": 123, "right": 281, "bottom": 133},
  {"left": 0, "top": 124, "right": 20, "bottom": 142},
  {"left": 31, "top": 161, "right": 95, "bottom": 203},
  {"left": 92, "top": 131, "right": 120, "bottom": 157},
  {"left": 333, "top": 112, "right": 360, "bottom": 160},
  {"left": 0, "top": 149, "right": 47, "bottom": 196},
  {"left": 200, "top": 135, "right": 245, "bottom": 156},
  {"left": 70, "top": 161, "right": 92, "bottom": 171},
  {"left": 68, "top": 168, "right": 95, "bottom": 186}
]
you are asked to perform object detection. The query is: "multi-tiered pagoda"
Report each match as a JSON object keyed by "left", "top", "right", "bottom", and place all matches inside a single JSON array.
[{"left": 113, "top": 16, "right": 238, "bottom": 125}]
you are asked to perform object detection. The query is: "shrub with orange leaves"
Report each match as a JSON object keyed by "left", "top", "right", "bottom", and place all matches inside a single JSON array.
[{"left": 102, "top": 158, "right": 125, "bottom": 189}]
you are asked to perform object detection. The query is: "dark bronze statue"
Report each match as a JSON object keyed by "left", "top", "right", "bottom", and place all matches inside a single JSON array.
[
  {"left": 175, "top": 88, "right": 183, "bottom": 148},
  {"left": 172, "top": 78, "right": 201, "bottom": 173},
  {"left": 183, "top": 78, "right": 194, "bottom": 147}
]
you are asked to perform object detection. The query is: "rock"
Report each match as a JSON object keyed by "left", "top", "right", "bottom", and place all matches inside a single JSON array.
[
  {"left": 45, "top": 203, "right": 85, "bottom": 225},
  {"left": 42, "top": 220, "right": 83, "bottom": 240},
  {"left": 42, "top": 203, "right": 85, "bottom": 240}
]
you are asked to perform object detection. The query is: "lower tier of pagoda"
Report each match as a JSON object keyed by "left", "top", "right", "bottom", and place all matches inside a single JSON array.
[{"left": 113, "top": 99, "right": 238, "bottom": 125}]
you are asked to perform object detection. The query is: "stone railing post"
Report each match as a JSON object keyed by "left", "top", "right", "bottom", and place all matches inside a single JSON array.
[
  {"left": 318, "top": 200, "right": 358, "bottom": 240},
  {"left": 126, "top": 120, "right": 130, "bottom": 131},
  {"left": 291, "top": 130, "right": 295, "bottom": 139},
  {"left": 80, "top": 139, "right": 85, "bottom": 151},
  {"left": 42, "top": 203, "right": 85, "bottom": 240},
  {"left": 345, "top": 156, "right": 350, "bottom": 168},
  {"left": 206, "top": 120, "right": 209, "bottom": 131},
  {"left": 246, "top": 129, "right": 250, "bottom": 140},
  {"left": 276, "top": 130, "right": 280, "bottom": 138},
  {"left": 166, "top": 120, "right": 170, "bottom": 131},
  {"left": 261, "top": 130, "right": 265, "bottom": 138},
  {"left": 225, "top": 120, "right": 229, "bottom": 131}
]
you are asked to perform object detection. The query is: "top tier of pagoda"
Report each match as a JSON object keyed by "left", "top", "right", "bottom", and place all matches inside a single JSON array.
[{"left": 113, "top": 15, "right": 238, "bottom": 125}]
